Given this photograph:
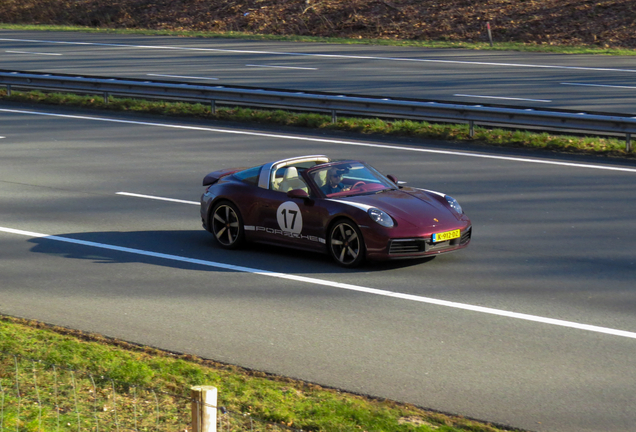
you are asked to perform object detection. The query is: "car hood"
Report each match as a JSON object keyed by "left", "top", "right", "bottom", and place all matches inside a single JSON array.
[{"left": 334, "top": 188, "right": 461, "bottom": 229}]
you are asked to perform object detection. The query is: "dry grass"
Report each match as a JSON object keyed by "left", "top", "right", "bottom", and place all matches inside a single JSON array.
[{"left": 1, "top": 0, "right": 636, "bottom": 49}]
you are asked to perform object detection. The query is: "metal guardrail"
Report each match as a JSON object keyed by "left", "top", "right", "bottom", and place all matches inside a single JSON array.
[{"left": 1, "top": 70, "right": 634, "bottom": 151}]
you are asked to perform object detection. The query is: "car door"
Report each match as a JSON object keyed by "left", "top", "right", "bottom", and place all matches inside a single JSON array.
[{"left": 250, "top": 177, "right": 326, "bottom": 252}]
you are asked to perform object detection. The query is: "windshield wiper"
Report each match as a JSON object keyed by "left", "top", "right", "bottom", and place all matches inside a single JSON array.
[{"left": 375, "top": 188, "right": 396, "bottom": 194}]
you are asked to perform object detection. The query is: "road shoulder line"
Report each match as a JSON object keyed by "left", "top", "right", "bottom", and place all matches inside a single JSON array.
[{"left": 2, "top": 225, "right": 636, "bottom": 340}]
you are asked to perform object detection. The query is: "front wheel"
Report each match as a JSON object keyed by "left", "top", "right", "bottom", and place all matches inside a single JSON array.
[
  {"left": 210, "top": 201, "right": 245, "bottom": 249},
  {"left": 328, "top": 220, "right": 365, "bottom": 268}
]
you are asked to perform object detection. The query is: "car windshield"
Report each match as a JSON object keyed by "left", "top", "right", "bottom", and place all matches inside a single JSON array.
[{"left": 309, "top": 162, "right": 396, "bottom": 198}]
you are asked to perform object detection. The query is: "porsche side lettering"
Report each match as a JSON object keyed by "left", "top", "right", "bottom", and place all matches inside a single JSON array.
[{"left": 245, "top": 225, "right": 326, "bottom": 244}]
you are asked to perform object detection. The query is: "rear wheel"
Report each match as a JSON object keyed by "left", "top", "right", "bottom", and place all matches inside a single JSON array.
[
  {"left": 210, "top": 201, "right": 244, "bottom": 249},
  {"left": 328, "top": 220, "right": 365, "bottom": 267}
]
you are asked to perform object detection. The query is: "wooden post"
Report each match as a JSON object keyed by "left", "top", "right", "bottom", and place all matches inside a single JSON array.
[{"left": 191, "top": 386, "right": 217, "bottom": 432}]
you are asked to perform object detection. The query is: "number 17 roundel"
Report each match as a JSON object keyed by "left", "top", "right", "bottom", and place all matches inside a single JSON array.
[{"left": 277, "top": 201, "right": 303, "bottom": 234}]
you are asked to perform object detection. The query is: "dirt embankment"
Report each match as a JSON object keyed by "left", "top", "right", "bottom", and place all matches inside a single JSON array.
[{"left": 2, "top": 0, "right": 636, "bottom": 48}]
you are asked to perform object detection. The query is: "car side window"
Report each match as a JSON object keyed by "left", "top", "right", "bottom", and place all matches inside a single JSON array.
[
  {"left": 272, "top": 166, "right": 309, "bottom": 193},
  {"left": 234, "top": 166, "right": 261, "bottom": 185},
  {"left": 270, "top": 162, "right": 322, "bottom": 193},
  {"left": 271, "top": 167, "right": 287, "bottom": 191}
]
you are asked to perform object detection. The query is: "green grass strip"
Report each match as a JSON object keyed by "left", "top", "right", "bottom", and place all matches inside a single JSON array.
[
  {"left": 1, "top": 89, "right": 632, "bottom": 159},
  {"left": 0, "top": 316, "right": 517, "bottom": 431}
]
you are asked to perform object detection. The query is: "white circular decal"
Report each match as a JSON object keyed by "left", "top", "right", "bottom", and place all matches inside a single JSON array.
[{"left": 277, "top": 201, "right": 303, "bottom": 234}]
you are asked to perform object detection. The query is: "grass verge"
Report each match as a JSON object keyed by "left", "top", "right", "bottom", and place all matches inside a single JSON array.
[
  {"left": 0, "top": 315, "right": 519, "bottom": 432},
  {"left": 2, "top": 23, "right": 636, "bottom": 56},
  {"left": 1, "top": 88, "right": 633, "bottom": 160}
]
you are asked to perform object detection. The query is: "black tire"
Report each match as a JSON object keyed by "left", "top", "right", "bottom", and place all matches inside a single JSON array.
[
  {"left": 210, "top": 201, "right": 245, "bottom": 249},
  {"left": 328, "top": 219, "right": 365, "bottom": 268}
]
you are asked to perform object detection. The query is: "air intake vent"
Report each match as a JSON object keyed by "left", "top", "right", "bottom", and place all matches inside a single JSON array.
[
  {"left": 389, "top": 239, "right": 426, "bottom": 255},
  {"left": 460, "top": 226, "right": 472, "bottom": 245}
]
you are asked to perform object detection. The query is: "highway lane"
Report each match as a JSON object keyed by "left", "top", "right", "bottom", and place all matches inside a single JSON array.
[
  {"left": 1, "top": 30, "right": 636, "bottom": 114},
  {"left": 1, "top": 105, "right": 636, "bottom": 431}
]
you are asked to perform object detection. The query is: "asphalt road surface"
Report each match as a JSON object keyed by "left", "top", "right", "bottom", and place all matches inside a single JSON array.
[
  {"left": 1, "top": 30, "right": 636, "bottom": 115},
  {"left": 1, "top": 103, "right": 636, "bottom": 432}
]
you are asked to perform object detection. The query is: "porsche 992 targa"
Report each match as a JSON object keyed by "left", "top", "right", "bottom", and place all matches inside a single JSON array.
[{"left": 201, "top": 155, "right": 471, "bottom": 267}]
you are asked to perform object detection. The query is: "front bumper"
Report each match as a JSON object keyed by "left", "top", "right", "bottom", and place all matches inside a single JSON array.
[{"left": 364, "top": 225, "right": 472, "bottom": 261}]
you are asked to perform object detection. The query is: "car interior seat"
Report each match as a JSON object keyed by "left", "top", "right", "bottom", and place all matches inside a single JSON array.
[
  {"left": 314, "top": 170, "right": 328, "bottom": 189},
  {"left": 278, "top": 167, "right": 308, "bottom": 193}
]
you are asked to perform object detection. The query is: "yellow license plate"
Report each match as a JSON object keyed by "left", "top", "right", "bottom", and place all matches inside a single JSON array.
[{"left": 432, "top": 229, "right": 460, "bottom": 243}]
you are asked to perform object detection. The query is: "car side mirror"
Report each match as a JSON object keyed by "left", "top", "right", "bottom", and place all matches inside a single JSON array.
[
  {"left": 387, "top": 174, "right": 406, "bottom": 188},
  {"left": 287, "top": 189, "right": 309, "bottom": 199}
]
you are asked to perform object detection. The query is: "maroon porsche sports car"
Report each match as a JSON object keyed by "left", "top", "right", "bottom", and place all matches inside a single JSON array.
[{"left": 201, "top": 155, "right": 471, "bottom": 267}]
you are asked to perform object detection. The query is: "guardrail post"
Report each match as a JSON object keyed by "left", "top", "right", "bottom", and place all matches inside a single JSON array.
[
  {"left": 210, "top": 100, "right": 216, "bottom": 115},
  {"left": 469, "top": 120, "right": 475, "bottom": 138},
  {"left": 103, "top": 92, "right": 109, "bottom": 104},
  {"left": 627, "top": 133, "right": 632, "bottom": 152},
  {"left": 332, "top": 110, "right": 337, "bottom": 124},
  {"left": 6, "top": 84, "right": 11, "bottom": 96},
  {"left": 191, "top": 386, "right": 217, "bottom": 432},
  {"left": 487, "top": 22, "right": 494, "bottom": 47}
]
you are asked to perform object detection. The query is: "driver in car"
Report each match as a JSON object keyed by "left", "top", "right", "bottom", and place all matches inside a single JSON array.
[{"left": 321, "top": 167, "right": 351, "bottom": 195}]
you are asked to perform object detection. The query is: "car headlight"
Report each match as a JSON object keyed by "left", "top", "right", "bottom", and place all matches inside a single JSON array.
[
  {"left": 368, "top": 208, "right": 394, "bottom": 228},
  {"left": 445, "top": 195, "right": 463, "bottom": 214}
]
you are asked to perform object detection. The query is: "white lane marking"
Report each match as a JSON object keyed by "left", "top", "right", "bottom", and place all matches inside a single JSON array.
[
  {"left": 1, "top": 37, "right": 636, "bottom": 73},
  {"left": 5, "top": 50, "right": 62, "bottom": 56},
  {"left": 116, "top": 192, "right": 199, "bottom": 205},
  {"left": 147, "top": 74, "right": 219, "bottom": 80},
  {"left": 245, "top": 64, "right": 318, "bottom": 70},
  {"left": 2, "top": 108, "right": 636, "bottom": 173},
  {"left": 562, "top": 82, "right": 636, "bottom": 90},
  {"left": 454, "top": 94, "right": 552, "bottom": 103},
  {"left": 2, "top": 224, "right": 636, "bottom": 340}
]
